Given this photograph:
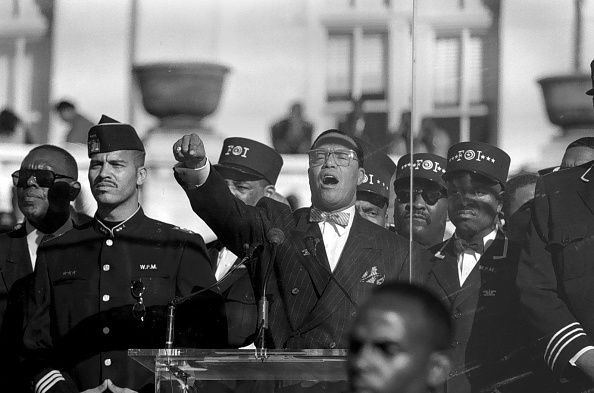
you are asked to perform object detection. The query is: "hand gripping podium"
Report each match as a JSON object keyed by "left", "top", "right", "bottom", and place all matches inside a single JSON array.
[{"left": 129, "top": 348, "right": 348, "bottom": 393}]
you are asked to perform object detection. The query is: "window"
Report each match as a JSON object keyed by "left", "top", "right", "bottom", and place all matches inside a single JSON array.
[
  {"left": 326, "top": 30, "right": 388, "bottom": 102},
  {"left": 432, "top": 31, "right": 488, "bottom": 142}
]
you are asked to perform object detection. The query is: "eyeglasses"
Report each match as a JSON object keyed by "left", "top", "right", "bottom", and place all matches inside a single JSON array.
[
  {"left": 11, "top": 169, "right": 73, "bottom": 188},
  {"left": 130, "top": 279, "right": 146, "bottom": 322},
  {"left": 307, "top": 149, "right": 358, "bottom": 167},
  {"left": 395, "top": 188, "right": 446, "bottom": 206}
]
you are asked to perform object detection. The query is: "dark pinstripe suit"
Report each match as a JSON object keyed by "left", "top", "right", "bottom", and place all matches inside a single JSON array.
[{"left": 178, "top": 166, "right": 432, "bottom": 349}]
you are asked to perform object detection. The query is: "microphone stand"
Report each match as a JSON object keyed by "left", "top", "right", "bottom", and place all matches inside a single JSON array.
[
  {"left": 257, "top": 229, "right": 284, "bottom": 360},
  {"left": 165, "top": 243, "right": 262, "bottom": 349}
]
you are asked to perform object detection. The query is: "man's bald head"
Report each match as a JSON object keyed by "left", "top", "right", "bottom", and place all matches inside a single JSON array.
[{"left": 22, "top": 145, "right": 78, "bottom": 179}]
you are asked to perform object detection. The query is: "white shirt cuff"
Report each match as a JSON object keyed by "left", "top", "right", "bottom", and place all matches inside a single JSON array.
[
  {"left": 569, "top": 346, "right": 594, "bottom": 366},
  {"left": 173, "top": 158, "right": 210, "bottom": 188}
]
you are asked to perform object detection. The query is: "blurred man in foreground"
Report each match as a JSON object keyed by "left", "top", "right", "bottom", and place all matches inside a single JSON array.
[{"left": 347, "top": 281, "right": 452, "bottom": 393}]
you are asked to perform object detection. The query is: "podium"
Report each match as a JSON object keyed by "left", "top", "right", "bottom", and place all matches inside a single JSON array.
[{"left": 129, "top": 348, "right": 348, "bottom": 393}]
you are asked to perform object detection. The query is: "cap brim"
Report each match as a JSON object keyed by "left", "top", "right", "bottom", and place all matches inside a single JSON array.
[
  {"left": 443, "top": 169, "right": 505, "bottom": 188},
  {"left": 214, "top": 164, "right": 264, "bottom": 181},
  {"left": 394, "top": 175, "right": 445, "bottom": 190},
  {"left": 587, "top": 88, "right": 594, "bottom": 96}
]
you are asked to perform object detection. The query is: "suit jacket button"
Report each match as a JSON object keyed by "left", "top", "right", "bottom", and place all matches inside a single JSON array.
[
  {"left": 102, "top": 327, "right": 110, "bottom": 335},
  {"left": 291, "top": 288, "right": 299, "bottom": 295},
  {"left": 329, "top": 342, "right": 336, "bottom": 349}
]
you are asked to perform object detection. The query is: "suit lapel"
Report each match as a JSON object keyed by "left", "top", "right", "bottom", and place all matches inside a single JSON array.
[
  {"left": 290, "top": 210, "right": 332, "bottom": 297},
  {"left": 577, "top": 164, "right": 594, "bottom": 216},
  {"left": 2, "top": 226, "right": 32, "bottom": 290},
  {"left": 429, "top": 239, "right": 461, "bottom": 305},
  {"left": 295, "top": 214, "right": 378, "bottom": 334}
]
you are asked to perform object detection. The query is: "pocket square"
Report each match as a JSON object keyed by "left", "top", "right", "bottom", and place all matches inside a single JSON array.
[{"left": 361, "top": 266, "right": 385, "bottom": 285}]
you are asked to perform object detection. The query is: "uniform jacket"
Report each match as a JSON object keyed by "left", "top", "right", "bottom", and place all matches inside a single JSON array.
[
  {"left": 22, "top": 208, "right": 221, "bottom": 393},
  {"left": 0, "top": 224, "right": 32, "bottom": 330},
  {"left": 177, "top": 166, "right": 432, "bottom": 349},
  {"left": 207, "top": 240, "right": 258, "bottom": 347},
  {"left": 517, "top": 162, "right": 594, "bottom": 386},
  {"left": 426, "top": 231, "right": 526, "bottom": 393}
]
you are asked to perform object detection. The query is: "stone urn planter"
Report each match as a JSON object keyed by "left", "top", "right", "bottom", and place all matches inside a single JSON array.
[
  {"left": 133, "top": 62, "right": 230, "bottom": 128},
  {"left": 538, "top": 74, "right": 594, "bottom": 132}
]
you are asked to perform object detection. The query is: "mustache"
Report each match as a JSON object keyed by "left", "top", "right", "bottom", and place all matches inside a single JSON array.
[
  {"left": 403, "top": 210, "right": 431, "bottom": 224},
  {"left": 93, "top": 179, "right": 117, "bottom": 188}
]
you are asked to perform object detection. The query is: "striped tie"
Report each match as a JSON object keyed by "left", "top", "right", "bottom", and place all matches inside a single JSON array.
[{"left": 309, "top": 207, "right": 350, "bottom": 227}]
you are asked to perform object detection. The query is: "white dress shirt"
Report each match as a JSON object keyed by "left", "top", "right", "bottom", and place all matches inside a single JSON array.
[
  {"left": 317, "top": 206, "right": 356, "bottom": 272},
  {"left": 215, "top": 247, "right": 238, "bottom": 281},
  {"left": 456, "top": 229, "right": 497, "bottom": 285},
  {"left": 25, "top": 218, "right": 73, "bottom": 270}
]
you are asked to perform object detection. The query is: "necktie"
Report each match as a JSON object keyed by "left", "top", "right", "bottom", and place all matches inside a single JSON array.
[
  {"left": 453, "top": 237, "right": 484, "bottom": 255},
  {"left": 309, "top": 207, "right": 350, "bottom": 227}
]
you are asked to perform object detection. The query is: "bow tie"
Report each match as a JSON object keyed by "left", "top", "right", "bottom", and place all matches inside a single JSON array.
[
  {"left": 309, "top": 208, "right": 350, "bottom": 227},
  {"left": 453, "top": 238, "right": 484, "bottom": 255}
]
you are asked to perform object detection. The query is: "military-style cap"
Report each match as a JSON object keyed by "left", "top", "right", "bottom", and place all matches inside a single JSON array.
[
  {"left": 394, "top": 153, "right": 447, "bottom": 190},
  {"left": 444, "top": 141, "right": 510, "bottom": 186},
  {"left": 215, "top": 137, "right": 283, "bottom": 185},
  {"left": 87, "top": 115, "right": 144, "bottom": 157},
  {"left": 358, "top": 151, "right": 396, "bottom": 200},
  {"left": 587, "top": 59, "right": 594, "bottom": 96}
]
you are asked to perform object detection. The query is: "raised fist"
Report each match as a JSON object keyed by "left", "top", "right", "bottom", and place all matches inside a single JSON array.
[{"left": 173, "top": 133, "right": 207, "bottom": 169}]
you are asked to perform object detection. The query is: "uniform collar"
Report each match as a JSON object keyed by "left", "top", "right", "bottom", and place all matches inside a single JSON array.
[{"left": 94, "top": 205, "right": 143, "bottom": 237}]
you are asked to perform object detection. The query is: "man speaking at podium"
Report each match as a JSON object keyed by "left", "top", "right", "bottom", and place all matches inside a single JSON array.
[
  {"left": 23, "top": 116, "right": 217, "bottom": 393},
  {"left": 173, "top": 129, "right": 429, "bottom": 350}
]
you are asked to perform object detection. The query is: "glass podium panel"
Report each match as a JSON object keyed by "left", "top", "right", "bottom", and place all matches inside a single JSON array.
[{"left": 129, "top": 348, "right": 348, "bottom": 393}]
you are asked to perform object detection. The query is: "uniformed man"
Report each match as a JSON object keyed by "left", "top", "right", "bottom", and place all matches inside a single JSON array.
[
  {"left": 209, "top": 137, "right": 283, "bottom": 347},
  {"left": 424, "top": 142, "right": 531, "bottom": 393},
  {"left": 347, "top": 281, "right": 452, "bottom": 393},
  {"left": 355, "top": 148, "right": 395, "bottom": 228},
  {"left": 518, "top": 69, "right": 594, "bottom": 390},
  {"left": 0, "top": 145, "right": 83, "bottom": 392},
  {"left": 23, "top": 116, "right": 219, "bottom": 393},
  {"left": 393, "top": 153, "right": 448, "bottom": 249}
]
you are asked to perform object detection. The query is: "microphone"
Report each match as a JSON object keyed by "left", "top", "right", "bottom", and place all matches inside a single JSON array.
[
  {"left": 257, "top": 228, "right": 285, "bottom": 358},
  {"left": 165, "top": 241, "right": 263, "bottom": 349}
]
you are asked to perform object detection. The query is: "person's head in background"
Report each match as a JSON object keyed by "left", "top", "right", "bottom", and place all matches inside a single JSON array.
[
  {"left": 502, "top": 172, "right": 538, "bottom": 243},
  {"left": 54, "top": 100, "right": 77, "bottom": 123},
  {"left": 347, "top": 281, "right": 452, "bottom": 393},
  {"left": 214, "top": 137, "right": 283, "bottom": 207},
  {"left": 0, "top": 109, "right": 20, "bottom": 135},
  {"left": 356, "top": 142, "right": 396, "bottom": 228},
  {"left": 393, "top": 154, "right": 448, "bottom": 248},
  {"left": 561, "top": 137, "right": 594, "bottom": 169},
  {"left": 13, "top": 145, "right": 80, "bottom": 233}
]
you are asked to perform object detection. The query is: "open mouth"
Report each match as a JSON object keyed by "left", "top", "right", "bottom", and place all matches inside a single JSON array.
[{"left": 322, "top": 174, "right": 339, "bottom": 185}]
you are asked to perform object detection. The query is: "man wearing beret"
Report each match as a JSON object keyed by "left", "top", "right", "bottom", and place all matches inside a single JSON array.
[
  {"left": 393, "top": 153, "right": 449, "bottom": 249},
  {"left": 23, "top": 116, "right": 219, "bottom": 393},
  {"left": 355, "top": 147, "right": 395, "bottom": 228},
  {"left": 173, "top": 129, "right": 430, "bottom": 349},
  {"left": 208, "top": 137, "right": 283, "bottom": 347},
  {"left": 517, "top": 72, "right": 594, "bottom": 391},
  {"left": 424, "top": 142, "right": 531, "bottom": 393}
]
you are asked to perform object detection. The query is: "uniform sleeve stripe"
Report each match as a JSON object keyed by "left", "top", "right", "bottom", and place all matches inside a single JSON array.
[
  {"left": 551, "top": 332, "right": 587, "bottom": 371},
  {"left": 546, "top": 327, "right": 584, "bottom": 365},
  {"left": 35, "top": 370, "right": 64, "bottom": 393},
  {"left": 545, "top": 322, "right": 580, "bottom": 357}
]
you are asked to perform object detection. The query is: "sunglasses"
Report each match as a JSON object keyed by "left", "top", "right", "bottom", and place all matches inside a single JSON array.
[
  {"left": 11, "top": 169, "right": 73, "bottom": 188},
  {"left": 395, "top": 188, "right": 446, "bottom": 206},
  {"left": 130, "top": 279, "right": 146, "bottom": 322},
  {"left": 307, "top": 149, "right": 358, "bottom": 167}
]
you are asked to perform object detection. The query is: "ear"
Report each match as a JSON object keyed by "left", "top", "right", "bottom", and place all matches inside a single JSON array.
[
  {"left": 264, "top": 184, "right": 276, "bottom": 198},
  {"left": 357, "top": 168, "right": 366, "bottom": 186},
  {"left": 68, "top": 181, "right": 81, "bottom": 201},
  {"left": 136, "top": 166, "right": 147, "bottom": 186},
  {"left": 426, "top": 352, "right": 452, "bottom": 389}
]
